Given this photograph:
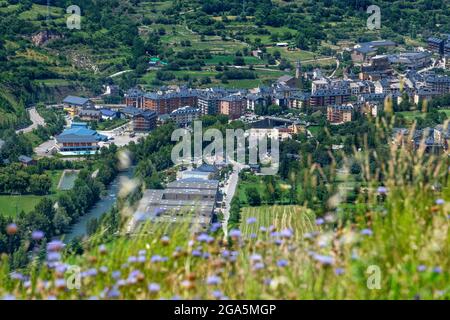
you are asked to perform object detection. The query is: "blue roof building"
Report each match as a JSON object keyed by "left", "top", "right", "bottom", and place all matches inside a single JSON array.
[{"left": 55, "top": 123, "right": 107, "bottom": 155}]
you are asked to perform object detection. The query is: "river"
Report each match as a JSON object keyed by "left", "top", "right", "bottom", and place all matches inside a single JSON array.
[{"left": 63, "top": 168, "right": 134, "bottom": 243}]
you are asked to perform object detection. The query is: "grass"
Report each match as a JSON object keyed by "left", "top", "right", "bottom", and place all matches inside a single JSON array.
[
  {"left": 205, "top": 55, "right": 262, "bottom": 65},
  {"left": 1, "top": 121, "right": 450, "bottom": 299},
  {"left": 0, "top": 195, "right": 44, "bottom": 217},
  {"left": 240, "top": 205, "right": 316, "bottom": 238},
  {"left": 0, "top": 170, "right": 63, "bottom": 217}
]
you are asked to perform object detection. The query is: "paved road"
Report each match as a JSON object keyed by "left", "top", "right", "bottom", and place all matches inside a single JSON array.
[
  {"left": 221, "top": 161, "right": 247, "bottom": 236},
  {"left": 109, "top": 70, "right": 133, "bottom": 78},
  {"left": 15, "top": 107, "right": 45, "bottom": 134}
]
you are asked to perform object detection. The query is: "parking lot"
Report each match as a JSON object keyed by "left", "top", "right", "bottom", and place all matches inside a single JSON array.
[{"left": 98, "top": 122, "right": 148, "bottom": 147}]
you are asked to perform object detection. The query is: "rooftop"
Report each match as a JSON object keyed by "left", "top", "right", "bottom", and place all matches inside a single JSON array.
[{"left": 63, "top": 95, "right": 90, "bottom": 106}]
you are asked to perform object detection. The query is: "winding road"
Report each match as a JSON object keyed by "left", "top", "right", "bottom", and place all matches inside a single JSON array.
[{"left": 15, "top": 107, "right": 45, "bottom": 134}]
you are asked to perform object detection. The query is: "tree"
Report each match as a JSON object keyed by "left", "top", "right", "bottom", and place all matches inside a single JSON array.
[
  {"left": 29, "top": 174, "right": 51, "bottom": 195},
  {"left": 246, "top": 187, "right": 261, "bottom": 206},
  {"left": 53, "top": 207, "right": 71, "bottom": 235}
]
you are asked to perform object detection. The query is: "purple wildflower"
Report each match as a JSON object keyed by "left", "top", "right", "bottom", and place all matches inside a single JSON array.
[
  {"left": 334, "top": 268, "right": 345, "bottom": 275},
  {"left": 151, "top": 255, "right": 163, "bottom": 263},
  {"left": 250, "top": 254, "right": 262, "bottom": 263},
  {"left": 433, "top": 266, "right": 442, "bottom": 274},
  {"left": 277, "top": 259, "right": 288, "bottom": 267},
  {"left": 212, "top": 290, "right": 223, "bottom": 299},
  {"left": 148, "top": 283, "right": 161, "bottom": 293},
  {"left": 47, "top": 252, "right": 61, "bottom": 262},
  {"left": 417, "top": 265, "right": 427, "bottom": 272},
  {"left": 435, "top": 199, "right": 445, "bottom": 205},
  {"left": 197, "top": 233, "right": 209, "bottom": 242},
  {"left": 47, "top": 240, "right": 64, "bottom": 252},
  {"left": 31, "top": 230, "right": 44, "bottom": 241},
  {"left": 280, "top": 228, "right": 293, "bottom": 239},
  {"left": 192, "top": 250, "right": 202, "bottom": 257},
  {"left": 253, "top": 262, "right": 265, "bottom": 270},
  {"left": 246, "top": 217, "right": 257, "bottom": 224},
  {"left": 313, "top": 254, "right": 334, "bottom": 265},
  {"left": 316, "top": 218, "right": 325, "bottom": 225},
  {"left": 360, "top": 228, "right": 373, "bottom": 236},
  {"left": 377, "top": 186, "right": 388, "bottom": 194},
  {"left": 229, "top": 229, "right": 241, "bottom": 238},
  {"left": 107, "top": 287, "right": 120, "bottom": 298},
  {"left": 206, "top": 275, "right": 222, "bottom": 285}
]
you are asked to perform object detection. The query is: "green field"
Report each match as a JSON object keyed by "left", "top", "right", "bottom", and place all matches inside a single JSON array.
[
  {"left": 0, "top": 170, "right": 63, "bottom": 217},
  {"left": 205, "top": 55, "right": 262, "bottom": 65},
  {"left": 240, "top": 205, "right": 316, "bottom": 238}
]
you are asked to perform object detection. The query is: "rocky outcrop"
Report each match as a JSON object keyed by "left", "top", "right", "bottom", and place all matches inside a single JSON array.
[{"left": 31, "top": 30, "right": 62, "bottom": 47}]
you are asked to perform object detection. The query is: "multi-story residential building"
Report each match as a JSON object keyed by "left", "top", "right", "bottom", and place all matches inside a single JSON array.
[
  {"left": 143, "top": 89, "right": 198, "bottom": 115},
  {"left": 414, "top": 87, "right": 440, "bottom": 105},
  {"left": 425, "top": 74, "right": 450, "bottom": 95},
  {"left": 196, "top": 89, "right": 230, "bottom": 115},
  {"left": 309, "top": 89, "right": 350, "bottom": 109},
  {"left": 246, "top": 93, "right": 269, "bottom": 111},
  {"left": 445, "top": 41, "right": 450, "bottom": 57},
  {"left": 327, "top": 105, "right": 353, "bottom": 124},
  {"left": 289, "top": 92, "right": 310, "bottom": 109},
  {"left": 219, "top": 95, "right": 246, "bottom": 119},
  {"left": 427, "top": 37, "right": 445, "bottom": 55},
  {"left": 311, "top": 79, "right": 329, "bottom": 94},
  {"left": 124, "top": 88, "right": 144, "bottom": 108},
  {"left": 133, "top": 110, "right": 158, "bottom": 132},
  {"left": 170, "top": 106, "right": 200, "bottom": 127}
]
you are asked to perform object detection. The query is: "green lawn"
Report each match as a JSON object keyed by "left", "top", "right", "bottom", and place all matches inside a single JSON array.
[
  {"left": 0, "top": 170, "right": 63, "bottom": 217},
  {"left": 0, "top": 195, "right": 44, "bottom": 217}
]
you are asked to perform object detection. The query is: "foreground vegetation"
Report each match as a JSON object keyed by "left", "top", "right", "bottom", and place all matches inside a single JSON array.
[{"left": 0, "top": 118, "right": 449, "bottom": 299}]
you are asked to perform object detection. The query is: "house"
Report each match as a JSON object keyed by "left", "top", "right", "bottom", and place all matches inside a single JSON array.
[
  {"left": 78, "top": 109, "right": 101, "bottom": 121},
  {"left": 63, "top": 96, "right": 92, "bottom": 117},
  {"left": 277, "top": 75, "right": 297, "bottom": 88},
  {"left": 18, "top": 155, "right": 36, "bottom": 166},
  {"left": 100, "top": 109, "right": 118, "bottom": 120},
  {"left": 170, "top": 106, "right": 200, "bottom": 127},
  {"left": 103, "top": 85, "right": 120, "bottom": 96},
  {"left": 276, "top": 42, "right": 289, "bottom": 47},
  {"left": 55, "top": 122, "right": 108, "bottom": 155}
]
